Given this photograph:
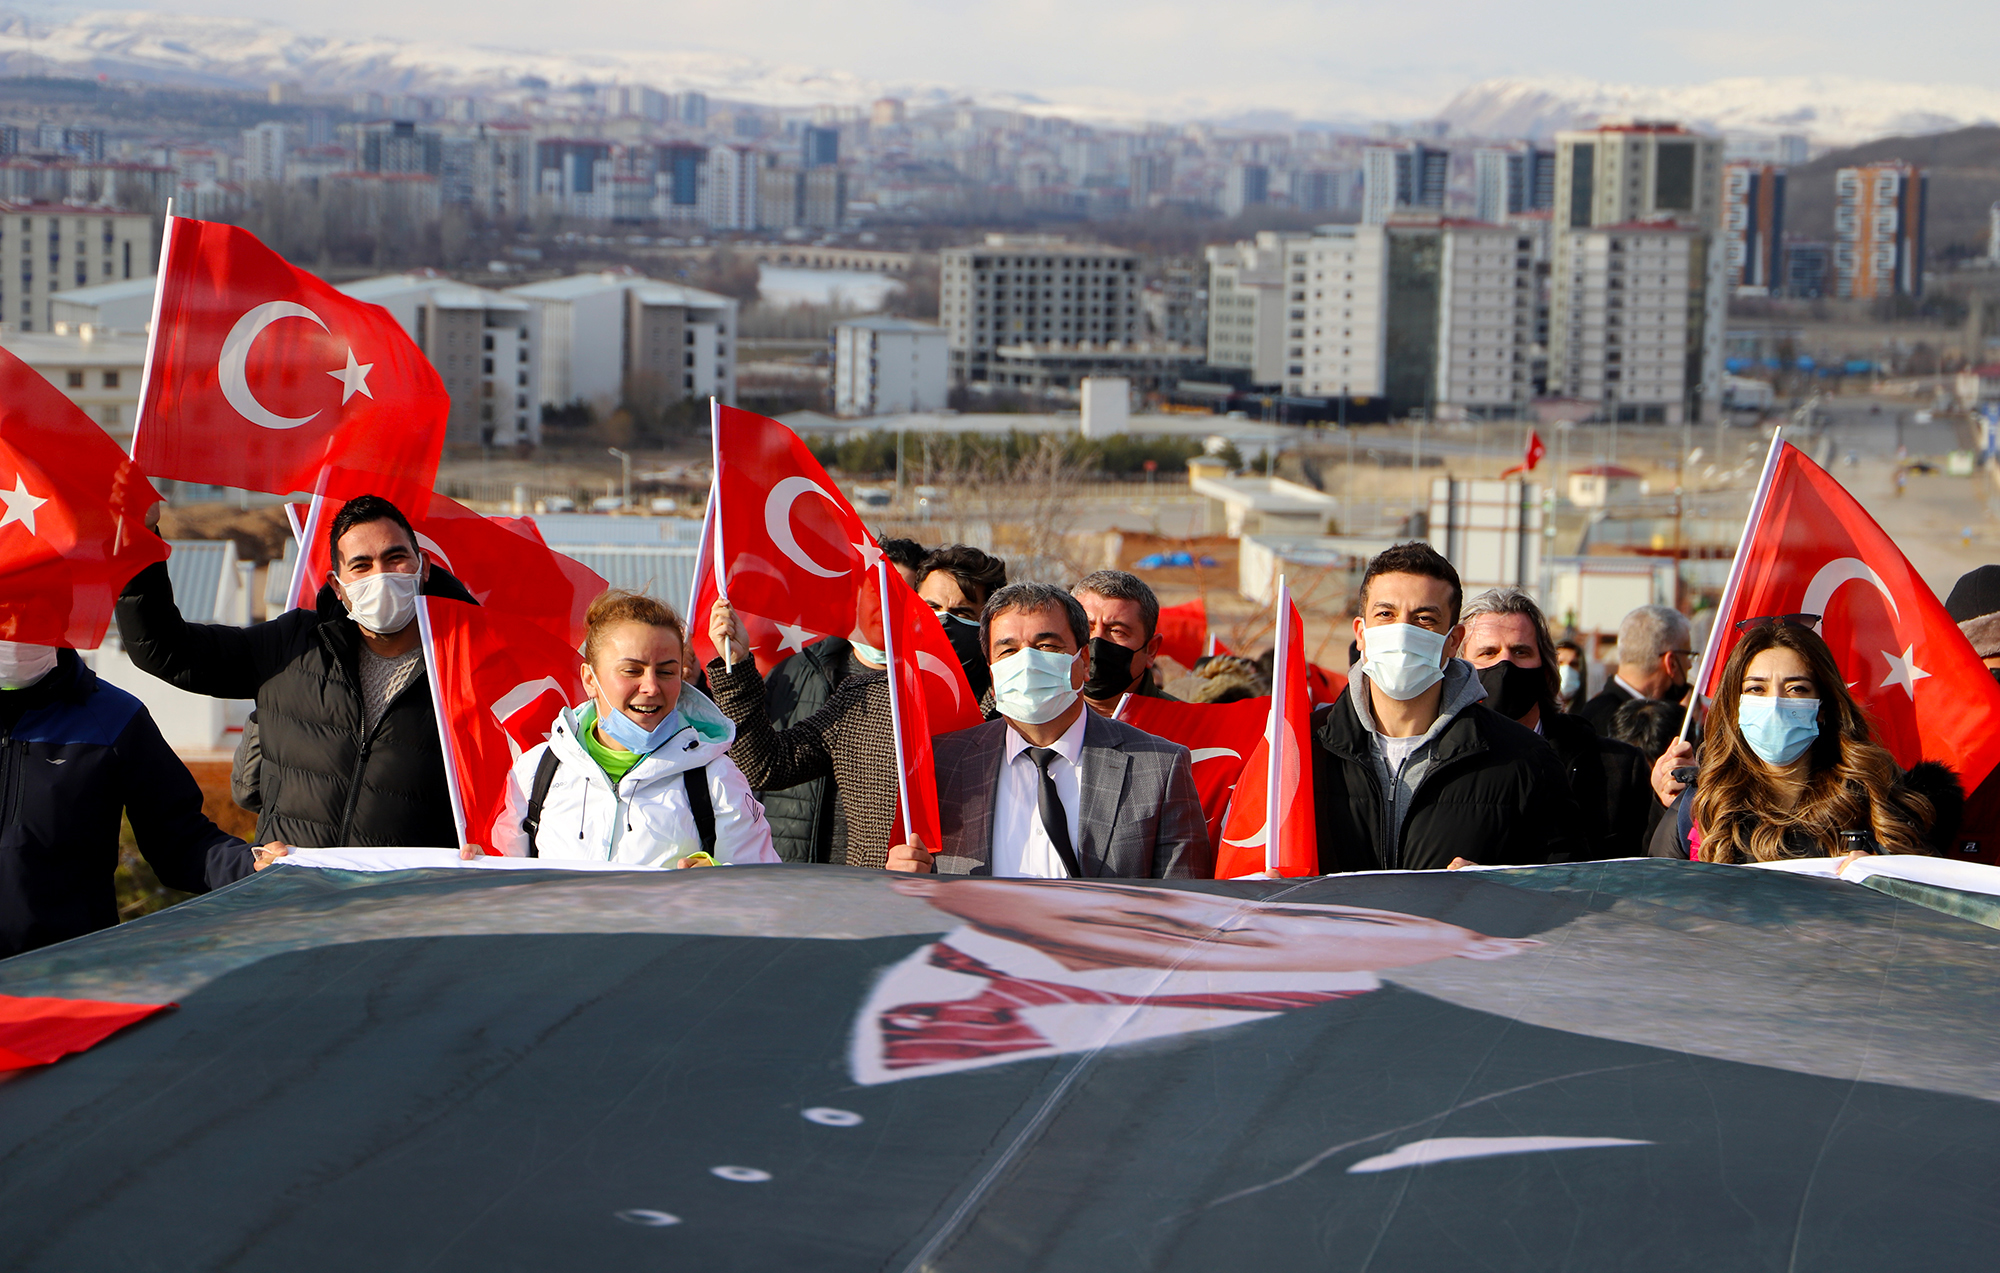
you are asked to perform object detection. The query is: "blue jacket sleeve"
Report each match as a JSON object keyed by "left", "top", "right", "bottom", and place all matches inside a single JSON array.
[{"left": 116, "top": 702, "right": 254, "bottom": 892}]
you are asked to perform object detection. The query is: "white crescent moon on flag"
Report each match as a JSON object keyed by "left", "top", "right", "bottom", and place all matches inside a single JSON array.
[
  {"left": 915, "top": 651, "right": 966, "bottom": 710},
  {"left": 1189, "top": 747, "right": 1241, "bottom": 765},
  {"left": 1800, "top": 557, "right": 1901, "bottom": 627},
  {"left": 414, "top": 532, "right": 456, "bottom": 577},
  {"left": 492, "top": 676, "right": 566, "bottom": 760},
  {"left": 1221, "top": 821, "right": 1268, "bottom": 849},
  {"left": 218, "top": 301, "right": 331, "bottom": 431},
  {"left": 765, "top": 475, "right": 850, "bottom": 579}
]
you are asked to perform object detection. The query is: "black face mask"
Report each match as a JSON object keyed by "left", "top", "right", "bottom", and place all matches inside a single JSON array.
[
  {"left": 1477, "top": 659, "right": 1548, "bottom": 721},
  {"left": 939, "top": 611, "right": 990, "bottom": 698},
  {"left": 1082, "top": 636, "right": 1141, "bottom": 700},
  {"left": 1991, "top": 667, "right": 2000, "bottom": 691},
  {"left": 1662, "top": 681, "right": 1691, "bottom": 704}
]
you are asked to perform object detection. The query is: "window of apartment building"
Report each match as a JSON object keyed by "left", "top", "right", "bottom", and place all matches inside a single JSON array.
[
  {"left": 103, "top": 371, "right": 119, "bottom": 389},
  {"left": 66, "top": 370, "right": 83, "bottom": 388}
]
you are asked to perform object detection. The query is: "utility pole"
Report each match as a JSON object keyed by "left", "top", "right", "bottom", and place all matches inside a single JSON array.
[{"left": 607, "top": 448, "right": 632, "bottom": 510}]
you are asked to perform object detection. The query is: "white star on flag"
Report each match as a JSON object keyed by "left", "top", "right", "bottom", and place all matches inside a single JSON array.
[
  {"left": 0, "top": 474, "right": 47, "bottom": 536},
  {"left": 774, "top": 621, "right": 816, "bottom": 655},
  {"left": 1878, "top": 645, "right": 1931, "bottom": 700},
  {"left": 328, "top": 348, "right": 375, "bottom": 404},
  {"left": 854, "top": 538, "right": 882, "bottom": 571}
]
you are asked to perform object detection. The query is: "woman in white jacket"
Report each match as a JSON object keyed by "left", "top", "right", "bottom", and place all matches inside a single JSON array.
[{"left": 488, "top": 590, "right": 777, "bottom": 867}]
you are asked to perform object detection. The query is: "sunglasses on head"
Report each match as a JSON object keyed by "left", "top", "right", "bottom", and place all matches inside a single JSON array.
[{"left": 1733, "top": 613, "right": 1821, "bottom": 634}]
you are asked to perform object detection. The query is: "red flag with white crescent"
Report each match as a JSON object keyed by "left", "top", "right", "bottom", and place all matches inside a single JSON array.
[
  {"left": 1216, "top": 581, "right": 1317, "bottom": 878},
  {"left": 1700, "top": 440, "right": 2000, "bottom": 796},
  {"left": 418, "top": 597, "right": 586, "bottom": 853},
  {"left": 879, "top": 562, "right": 945, "bottom": 854},
  {"left": 1502, "top": 429, "right": 1547, "bottom": 478},
  {"left": 0, "top": 346, "right": 166, "bottom": 647},
  {"left": 1118, "top": 693, "right": 1270, "bottom": 852},
  {"left": 132, "top": 216, "right": 449, "bottom": 496}
]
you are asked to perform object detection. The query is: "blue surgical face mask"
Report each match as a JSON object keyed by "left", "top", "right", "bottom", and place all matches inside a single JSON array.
[
  {"left": 1736, "top": 695, "right": 1820, "bottom": 766},
  {"left": 850, "top": 640, "right": 887, "bottom": 667},
  {"left": 593, "top": 701, "right": 686, "bottom": 755},
  {"left": 990, "top": 646, "right": 1080, "bottom": 724}
]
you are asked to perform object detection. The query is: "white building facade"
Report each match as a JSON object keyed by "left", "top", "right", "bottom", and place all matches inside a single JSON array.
[
  {"left": 833, "top": 317, "right": 948, "bottom": 416},
  {"left": 505, "top": 272, "right": 737, "bottom": 416},
  {"left": 339, "top": 274, "right": 540, "bottom": 446},
  {"left": 1553, "top": 225, "right": 1721, "bottom": 424}
]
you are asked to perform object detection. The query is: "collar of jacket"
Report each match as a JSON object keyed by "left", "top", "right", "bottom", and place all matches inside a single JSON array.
[
  {"left": 1, "top": 648, "right": 94, "bottom": 722},
  {"left": 1323, "top": 657, "right": 1490, "bottom": 766},
  {"left": 551, "top": 684, "right": 739, "bottom": 789}
]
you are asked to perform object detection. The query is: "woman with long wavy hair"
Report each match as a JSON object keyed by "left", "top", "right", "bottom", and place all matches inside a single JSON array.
[{"left": 1660, "top": 619, "right": 1960, "bottom": 863}]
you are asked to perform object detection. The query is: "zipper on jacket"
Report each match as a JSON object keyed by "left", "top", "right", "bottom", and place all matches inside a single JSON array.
[
  {"left": 333, "top": 669, "right": 430, "bottom": 846},
  {"left": 0, "top": 724, "right": 15, "bottom": 830}
]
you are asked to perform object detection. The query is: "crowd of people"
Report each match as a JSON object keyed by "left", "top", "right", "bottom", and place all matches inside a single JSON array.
[{"left": 2, "top": 489, "right": 1995, "bottom": 958}]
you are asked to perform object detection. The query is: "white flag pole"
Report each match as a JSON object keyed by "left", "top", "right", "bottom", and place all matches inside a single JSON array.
[
  {"left": 1677, "top": 429, "right": 1787, "bottom": 744},
  {"left": 415, "top": 598, "right": 471, "bottom": 852},
  {"left": 708, "top": 397, "right": 734, "bottom": 670},
  {"left": 126, "top": 204, "right": 176, "bottom": 461},
  {"left": 878, "top": 560, "right": 916, "bottom": 839},
  {"left": 1266, "top": 575, "right": 1289, "bottom": 875}
]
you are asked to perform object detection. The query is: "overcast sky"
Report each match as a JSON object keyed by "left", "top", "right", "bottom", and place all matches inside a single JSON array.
[{"left": 39, "top": 0, "right": 2000, "bottom": 117}]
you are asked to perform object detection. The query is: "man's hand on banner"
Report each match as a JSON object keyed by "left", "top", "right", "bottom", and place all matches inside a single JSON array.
[
  {"left": 886, "top": 836, "right": 934, "bottom": 874},
  {"left": 707, "top": 598, "right": 751, "bottom": 667}
]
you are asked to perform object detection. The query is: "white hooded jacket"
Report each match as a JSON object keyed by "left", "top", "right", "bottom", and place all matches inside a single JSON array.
[{"left": 489, "top": 686, "right": 777, "bottom": 866}]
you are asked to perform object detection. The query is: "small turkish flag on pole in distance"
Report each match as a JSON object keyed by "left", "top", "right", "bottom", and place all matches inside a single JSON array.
[
  {"left": 132, "top": 216, "right": 450, "bottom": 497},
  {"left": 1155, "top": 597, "right": 1207, "bottom": 670},
  {"left": 0, "top": 345, "right": 167, "bottom": 647},
  {"left": 1215, "top": 579, "right": 1318, "bottom": 879},
  {"left": 879, "top": 561, "right": 945, "bottom": 854},
  {"left": 1118, "top": 693, "right": 1271, "bottom": 853},
  {"left": 1501, "top": 429, "right": 1547, "bottom": 478},
  {"left": 418, "top": 596, "right": 587, "bottom": 854},
  {"left": 1698, "top": 438, "right": 2000, "bottom": 796}
]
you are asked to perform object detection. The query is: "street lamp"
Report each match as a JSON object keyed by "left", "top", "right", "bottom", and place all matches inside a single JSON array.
[{"left": 608, "top": 448, "right": 632, "bottom": 510}]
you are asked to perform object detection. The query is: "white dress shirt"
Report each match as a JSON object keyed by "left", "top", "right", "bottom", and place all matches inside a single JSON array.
[
  {"left": 990, "top": 709, "right": 1089, "bottom": 879},
  {"left": 850, "top": 927, "right": 1380, "bottom": 1085}
]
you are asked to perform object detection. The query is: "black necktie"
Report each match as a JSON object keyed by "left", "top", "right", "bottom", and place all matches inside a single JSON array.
[{"left": 1026, "top": 747, "right": 1082, "bottom": 878}]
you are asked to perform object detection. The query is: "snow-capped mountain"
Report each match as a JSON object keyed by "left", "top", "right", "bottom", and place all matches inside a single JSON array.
[{"left": 1436, "top": 76, "right": 2000, "bottom": 147}]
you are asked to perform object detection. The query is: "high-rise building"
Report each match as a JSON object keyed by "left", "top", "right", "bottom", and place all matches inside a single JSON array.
[
  {"left": 1549, "top": 122, "right": 1725, "bottom": 420},
  {"left": 833, "top": 316, "right": 948, "bottom": 415},
  {"left": 241, "top": 122, "right": 288, "bottom": 183},
  {"left": 1835, "top": 161, "right": 1927, "bottom": 299},
  {"left": 1722, "top": 162, "right": 1786, "bottom": 294},
  {"left": 338, "top": 274, "right": 538, "bottom": 446},
  {"left": 505, "top": 272, "right": 737, "bottom": 413},
  {"left": 938, "top": 235, "right": 1140, "bottom": 385},
  {"left": 801, "top": 167, "right": 847, "bottom": 228},
  {"left": 870, "top": 98, "right": 906, "bottom": 128},
  {"left": 1785, "top": 241, "right": 1831, "bottom": 299},
  {"left": 535, "top": 139, "right": 615, "bottom": 219},
  {"left": 1221, "top": 164, "right": 1269, "bottom": 217},
  {"left": 704, "top": 146, "right": 760, "bottom": 230},
  {"left": 1473, "top": 145, "right": 1554, "bottom": 223},
  {"left": 1129, "top": 152, "right": 1173, "bottom": 206},
  {"left": 801, "top": 125, "right": 839, "bottom": 169},
  {"left": 651, "top": 143, "right": 706, "bottom": 224},
  {"left": 0, "top": 204, "right": 152, "bottom": 332},
  {"left": 756, "top": 164, "right": 801, "bottom": 230},
  {"left": 1290, "top": 168, "right": 1352, "bottom": 214},
  {"left": 1554, "top": 224, "right": 1718, "bottom": 424},
  {"left": 467, "top": 122, "right": 535, "bottom": 221},
  {"left": 678, "top": 92, "right": 709, "bottom": 129},
  {"left": 1989, "top": 201, "right": 2000, "bottom": 263},
  {"left": 1204, "top": 233, "right": 1289, "bottom": 386},
  {"left": 1361, "top": 142, "right": 1447, "bottom": 224},
  {"left": 356, "top": 120, "right": 441, "bottom": 175}
]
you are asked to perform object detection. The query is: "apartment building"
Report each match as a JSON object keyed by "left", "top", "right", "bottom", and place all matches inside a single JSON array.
[
  {"left": 1722, "top": 162, "right": 1787, "bottom": 294},
  {"left": 1361, "top": 142, "right": 1446, "bottom": 224},
  {"left": 1473, "top": 145, "right": 1555, "bottom": 224},
  {"left": 938, "top": 235, "right": 1139, "bottom": 386},
  {"left": 505, "top": 271, "right": 737, "bottom": 414},
  {"left": 241, "top": 122, "right": 288, "bottom": 183},
  {"left": 1835, "top": 161, "right": 1926, "bottom": 299},
  {"left": 1553, "top": 224, "right": 1719, "bottom": 424},
  {"left": 1204, "top": 233, "right": 1287, "bottom": 385},
  {"left": 833, "top": 316, "right": 948, "bottom": 415},
  {"left": 339, "top": 273, "right": 539, "bottom": 446},
  {"left": 0, "top": 204, "right": 152, "bottom": 332},
  {"left": 704, "top": 145, "right": 760, "bottom": 229},
  {"left": 0, "top": 323, "right": 147, "bottom": 443},
  {"left": 1433, "top": 223, "right": 1537, "bottom": 415}
]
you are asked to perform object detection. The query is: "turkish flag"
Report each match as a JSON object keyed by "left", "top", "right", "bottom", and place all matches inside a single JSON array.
[
  {"left": 419, "top": 597, "right": 586, "bottom": 853},
  {"left": 1703, "top": 441, "right": 2000, "bottom": 796},
  {"left": 288, "top": 469, "right": 606, "bottom": 650},
  {"left": 687, "top": 484, "right": 803, "bottom": 676},
  {"left": 1502, "top": 429, "right": 1547, "bottom": 477},
  {"left": 1216, "top": 584, "right": 1317, "bottom": 878},
  {"left": 133, "top": 216, "right": 449, "bottom": 497},
  {"left": 0, "top": 992, "right": 171, "bottom": 1070},
  {"left": 0, "top": 346, "right": 167, "bottom": 647},
  {"left": 1155, "top": 597, "right": 1206, "bottom": 670},
  {"left": 1118, "top": 694, "right": 1270, "bottom": 852},
  {"left": 878, "top": 562, "right": 946, "bottom": 854}
]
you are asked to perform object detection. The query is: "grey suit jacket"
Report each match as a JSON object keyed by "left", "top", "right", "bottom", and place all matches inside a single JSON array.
[{"left": 930, "top": 710, "right": 1212, "bottom": 878}]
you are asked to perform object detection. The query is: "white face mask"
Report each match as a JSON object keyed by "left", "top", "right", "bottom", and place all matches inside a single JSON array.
[
  {"left": 340, "top": 569, "right": 421, "bottom": 636},
  {"left": 0, "top": 641, "right": 58, "bottom": 690},
  {"left": 1359, "top": 622, "right": 1449, "bottom": 701},
  {"left": 1558, "top": 662, "right": 1582, "bottom": 697},
  {"left": 990, "top": 646, "right": 1081, "bottom": 724}
]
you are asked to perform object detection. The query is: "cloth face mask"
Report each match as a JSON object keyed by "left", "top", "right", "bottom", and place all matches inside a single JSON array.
[
  {"left": 0, "top": 641, "right": 58, "bottom": 690},
  {"left": 1476, "top": 659, "right": 1546, "bottom": 721},
  {"left": 1081, "top": 637, "right": 1140, "bottom": 700},
  {"left": 1359, "top": 623, "right": 1449, "bottom": 702},
  {"left": 990, "top": 646, "right": 1080, "bottom": 724},
  {"left": 1558, "top": 663, "right": 1582, "bottom": 698},
  {"left": 341, "top": 570, "right": 421, "bottom": 636},
  {"left": 1736, "top": 695, "right": 1820, "bottom": 766}
]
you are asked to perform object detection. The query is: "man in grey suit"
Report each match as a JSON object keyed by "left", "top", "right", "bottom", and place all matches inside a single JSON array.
[{"left": 887, "top": 582, "right": 1210, "bottom": 878}]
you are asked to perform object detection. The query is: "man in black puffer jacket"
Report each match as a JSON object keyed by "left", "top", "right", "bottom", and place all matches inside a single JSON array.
[{"left": 116, "top": 495, "right": 475, "bottom": 851}]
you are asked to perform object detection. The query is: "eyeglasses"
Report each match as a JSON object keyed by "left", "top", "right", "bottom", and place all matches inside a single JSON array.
[{"left": 1733, "top": 614, "right": 1821, "bottom": 634}]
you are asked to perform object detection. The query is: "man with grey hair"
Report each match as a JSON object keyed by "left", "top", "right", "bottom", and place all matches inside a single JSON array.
[
  {"left": 1072, "top": 568, "right": 1177, "bottom": 715},
  {"left": 1577, "top": 603, "right": 1693, "bottom": 735},
  {"left": 1460, "top": 588, "right": 1654, "bottom": 859},
  {"left": 886, "top": 582, "right": 1208, "bottom": 878}
]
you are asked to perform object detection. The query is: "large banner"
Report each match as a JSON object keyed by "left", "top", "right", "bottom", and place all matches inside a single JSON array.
[{"left": 2, "top": 862, "right": 1999, "bottom": 1269}]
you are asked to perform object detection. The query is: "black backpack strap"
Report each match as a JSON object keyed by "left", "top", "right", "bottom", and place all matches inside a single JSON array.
[
  {"left": 521, "top": 748, "right": 563, "bottom": 858},
  {"left": 682, "top": 764, "right": 716, "bottom": 856}
]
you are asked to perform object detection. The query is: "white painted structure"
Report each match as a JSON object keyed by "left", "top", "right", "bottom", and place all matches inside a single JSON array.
[
  {"left": 1078, "top": 376, "right": 1129, "bottom": 438},
  {"left": 1426, "top": 478, "right": 1544, "bottom": 599},
  {"left": 832, "top": 316, "right": 947, "bottom": 416},
  {"left": 505, "top": 272, "right": 737, "bottom": 415}
]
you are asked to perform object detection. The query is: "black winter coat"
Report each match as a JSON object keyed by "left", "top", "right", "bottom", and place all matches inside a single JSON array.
[
  {"left": 0, "top": 650, "right": 250, "bottom": 956},
  {"left": 756, "top": 637, "right": 855, "bottom": 864},
  {"left": 1312, "top": 695, "right": 1585, "bottom": 872},
  {"left": 1541, "top": 711, "right": 1654, "bottom": 860},
  {"left": 115, "top": 561, "right": 475, "bottom": 849}
]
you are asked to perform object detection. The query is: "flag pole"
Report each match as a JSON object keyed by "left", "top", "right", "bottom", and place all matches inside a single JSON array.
[
  {"left": 415, "top": 599, "right": 472, "bottom": 854},
  {"left": 1677, "top": 428, "right": 1786, "bottom": 744},
  {"left": 708, "top": 397, "right": 733, "bottom": 670},
  {"left": 287, "top": 466, "right": 334, "bottom": 612},
  {"left": 878, "top": 560, "right": 916, "bottom": 839},
  {"left": 125, "top": 202, "right": 176, "bottom": 462},
  {"left": 1266, "top": 575, "right": 1289, "bottom": 875}
]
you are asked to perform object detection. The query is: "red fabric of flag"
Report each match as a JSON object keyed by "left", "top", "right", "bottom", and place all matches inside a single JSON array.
[
  {"left": 0, "top": 993, "right": 171, "bottom": 1070},
  {"left": 1119, "top": 694, "right": 1271, "bottom": 852},
  {"left": 1155, "top": 597, "right": 1207, "bottom": 669},
  {"left": 1502, "top": 429, "right": 1547, "bottom": 478},
  {"left": 133, "top": 217, "right": 449, "bottom": 497},
  {"left": 0, "top": 347, "right": 167, "bottom": 647},
  {"left": 879, "top": 563, "right": 945, "bottom": 854},
  {"left": 1704, "top": 442, "right": 2000, "bottom": 794},
  {"left": 1216, "top": 589, "right": 1317, "bottom": 878},
  {"left": 418, "top": 597, "right": 587, "bottom": 852}
]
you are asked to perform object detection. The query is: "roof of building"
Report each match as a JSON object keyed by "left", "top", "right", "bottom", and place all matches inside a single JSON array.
[
  {"left": 1245, "top": 534, "right": 1410, "bottom": 567},
  {"left": 1571, "top": 464, "right": 1644, "bottom": 478},
  {"left": 835, "top": 315, "right": 945, "bottom": 334},
  {"left": 0, "top": 201, "right": 150, "bottom": 216},
  {"left": 339, "top": 274, "right": 529, "bottom": 311},
  {"left": 529, "top": 514, "right": 704, "bottom": 546},
  {"left": 1190, "top": 475, "right": 1342, "bottom": 513},
  {"left": 50, "top": 275, "right": 158, "bottom": 305},
  {"left": 164, "top": 539, "right": 235, "bottom": 625},
  {"left": 554, "top": 545, "right": 698, "bottom": 605},
  {"left": 504, "top": 271, "right": 735, "bottom": 309},
  {"left": 0, "top": 328, "right": 149, "bottom": 365}
]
